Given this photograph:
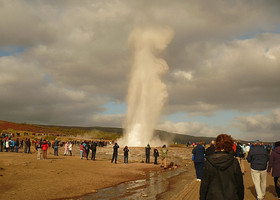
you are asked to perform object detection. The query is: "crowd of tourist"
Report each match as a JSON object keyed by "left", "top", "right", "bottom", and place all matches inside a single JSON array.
[{"left": 192, "top": 134, "right": 280, "bottom": 200}]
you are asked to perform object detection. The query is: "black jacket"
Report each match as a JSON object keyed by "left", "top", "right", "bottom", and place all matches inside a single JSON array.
[
  {"left": 200, "top": 152, "right": 244, "bottom": 200},
  {"left": 246, "top": 145, "right": 269, "bottom": 170},
  {"left": 192, "top": 144, "right": 205, "bottom": 162},
  {"left": 205, "top": 145, "right": 215, "bottom": 157}
]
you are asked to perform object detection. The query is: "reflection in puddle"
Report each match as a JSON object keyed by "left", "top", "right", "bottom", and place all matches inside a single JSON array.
[{"left": 75, "top": 165, "right": 187, "bottom": 200}]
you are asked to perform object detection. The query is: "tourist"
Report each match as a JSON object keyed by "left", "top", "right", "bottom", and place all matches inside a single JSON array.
[
  {"left": 145, "top": 144, "right": 151, "bottom": 163},
  {"left": 27, "top": 138, "right": 31, "bottom": 153},
  {"left": 0, "top": 138, "right": 3, "bottom": 152},
  {"left": 192, "top": 141, "right": 205, "bottom": 181},
  {"left": 90, "top": 141, "right": 97, "bottom": 160},
  {"left": 245, "top": 143, "right": 250, "bottom": 158},
  {"left": 161, "top": 145, "right": 168, "bottom": 169},
  {"left": 111, "top": 143, "right": 119, "bottom": 164},
  {"left": 85, "top": 141, "right": 90, "bottom": 160},
  {"left": 36, "top": 139, "right": 42, "bottom": 160},
  {"left": 54, "top": 139, "right": 59, "bottom": 156},
  {"left": 154, "top": 147, "right": 159, "bottom": 165},
  {"left": 5, "top": 139, "right": 9, "bottom": 152},
  {"left": 64, "top": 142, "right": 69, "bottom": 156},
  {"left": 205, "top": 140, "right": 215, "bottom": 157},
  {"left": 80, "top": 142, "right": 84, "bottom": 159},
  {"left": 41, "top": 139, "right": 49, "bottom": 160},
  {"left": 69, "top": 141, "right": 73, "bottom": 156},
  {"left": 200, "top": 134, "right": 244, "bottom": 200},
  {"left": 123, "top": 146, "right": 129, "bottom": 164},
  {"left": 236, "top": 142, "right": 246, "bottom": 175},
  {"left": 267, "top": 141, "right": 280, "bottom": 199},
  {"left": 15, "top": 138, "right": 19, "bottom": 153},
  {"left": 11, "top": 139, "right": 15, "bottom": 152},
  {"left": 247, "top": 140, "right": 270, "bottom": 200}
]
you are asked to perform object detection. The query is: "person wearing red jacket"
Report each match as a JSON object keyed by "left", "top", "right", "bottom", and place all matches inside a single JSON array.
[{"left": 41, "top": 139, "right": 49, "bottom": 160}]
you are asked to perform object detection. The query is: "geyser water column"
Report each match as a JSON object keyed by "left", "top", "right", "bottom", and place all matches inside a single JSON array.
[{"left": 121, "top": 27, "right": 173, "bottom": 147}]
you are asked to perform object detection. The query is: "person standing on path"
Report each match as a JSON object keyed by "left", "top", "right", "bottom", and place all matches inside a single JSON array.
[
  {"left": 123, "top": 146, "right": 129, "bottom": 164},
  {"left": 41, "top": 139, "right": 49, "bottom": 160},
  {"left": 111, "top": 143, "right": 119, "bottom": 164},
  {"left": 90, "top": 141, "right": 97, "bottom": 160},
  {"left": 80, "top": 142, "right": 84, "bottom": 159},
  {"left": 267, "top": 141, "right": 280, "bottom": 199},
  {"left": 236, "top": 142, "right": 246, "bottom": 174},
  {"left": 161, "top": 145, "right": 168, "bottom": 169},
  {"left": 247, "top": 140, "right": 270, "bottom": 200},
  {"left": 36, "top": 139, "right": 42, "bottom": 160},
  {"left": 154, "top": 147, "right": 159, "bottom": 165},
  {"left": 54, "top": 139, "right": 59, "bottom": 156},
  {"left": 145, "top": 144, "right": 151, "bottom": 163},
  {"left": 192, "top": 141, "right": 205, "bottom": 181},
  {"left": 200, "top": 134, "right": 244, "bottom": 200},
  {"left": 64, "top": 142, "right": 69, "bottom": 156},
  {"left": 205, "top": 140, "right": 215, "bottom": 157},
  {"left": 69, "top": 141, "right": 73, "bottom": 156}
]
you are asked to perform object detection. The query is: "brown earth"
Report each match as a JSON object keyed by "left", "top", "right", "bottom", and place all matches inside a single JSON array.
[
  {"left": 0, "top": 146, "right": 160, "bottom": 200},
  {"left": 176, "top": 160, "right": 277, "bottom": 200}
]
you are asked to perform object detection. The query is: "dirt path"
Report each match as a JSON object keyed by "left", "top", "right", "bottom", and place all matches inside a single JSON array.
[{"left": 177, "top": 160, "right": 277, "bottom": 200}]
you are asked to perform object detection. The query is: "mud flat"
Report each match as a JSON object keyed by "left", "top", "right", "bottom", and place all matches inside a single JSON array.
[{"left": 0, "top": 146, "right": 193, "bottom": 200}]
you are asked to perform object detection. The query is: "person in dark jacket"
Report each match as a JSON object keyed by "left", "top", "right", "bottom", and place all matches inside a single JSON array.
[
  {"left": 200, "top": 134, "right": 244, "bottom": 200},
  {"left": 54, "top": 139, "right": 59, "bottom": 156},
  {"left": 145, "top": 144, "right": 151, "bottom": 163},
  {"left": 247, "top": 140, "right": 269, "bottom": 200},
  {"left": 123, "top": 146, "right": 129, "bottom": 164},
  {"left": 15, "top": 138, "right": 20, "bottom": 153},
  {"left": 111, "top": 143, "right": 119, "bottom": 164},
  {"left": 90, "top": 141, "right": 97, "bottom": 160},
  {"left": 154, "top": 147, "right": 159, "bottom": 165},
  {"left": 205, "top": 140, "right": 215, "bottom": 157},
  {"left": 267, "top": 141, "right": 280, "bottom": 199},
  {"left": 192, "top": 141, "right": 205, "bottom": 181},
  {"left": 0, "top": 138, "right": 3, "bottom": 152}
]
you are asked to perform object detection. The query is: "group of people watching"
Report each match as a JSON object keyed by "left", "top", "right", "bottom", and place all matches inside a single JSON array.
[
  {"left": 192, "top": 134, "right": 280, "bottom": 200},
  {"left": 109, "top": 143, "right": 169, "bottom": 168}
]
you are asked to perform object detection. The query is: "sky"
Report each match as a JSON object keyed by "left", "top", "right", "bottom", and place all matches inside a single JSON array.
[{"left": 1, "top": 0, "right": 280, "bottom": 142}]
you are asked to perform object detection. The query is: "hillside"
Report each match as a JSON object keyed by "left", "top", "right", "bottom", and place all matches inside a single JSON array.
[{"left": 0, "top": 120, "right": 219, "bottom": 144}]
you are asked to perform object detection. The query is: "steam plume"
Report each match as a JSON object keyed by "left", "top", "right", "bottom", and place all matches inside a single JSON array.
[{"left": 120, "top": 26, "right": 173, "bottom": 147}]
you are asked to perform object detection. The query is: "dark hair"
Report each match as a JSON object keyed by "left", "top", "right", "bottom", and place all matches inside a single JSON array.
[
  {"left": 275, "top": 141, "right": 280, "bottom": 147},
  {"left": 215, "top": 134, "right": 234, "bottom": 152}
]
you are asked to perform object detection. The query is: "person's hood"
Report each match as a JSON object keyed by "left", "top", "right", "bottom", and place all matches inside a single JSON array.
[
  {"left": 206, "top": 152, "right": 234, "bottom": 171},
  {"left": 274, "top": 146, "right": 280, "bottom": 154}
]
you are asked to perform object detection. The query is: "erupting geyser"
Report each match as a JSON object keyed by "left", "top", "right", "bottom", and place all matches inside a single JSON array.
[{"left": 120, "top": 27, "right": 173, "bottom": 147}]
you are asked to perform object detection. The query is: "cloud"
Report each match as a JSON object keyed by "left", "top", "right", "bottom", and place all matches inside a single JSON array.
[
  {"left": 92, "top": 114, "right": 125, "bottom": 127},
  {"left": 157, "top": 121, "right": 223, "bottom": 137},
  {"left": 233, "top": 109, "right": 280, "bottom": 141},
  {"left": 0, "top": 0, "right": 280, "bottom": 132}
]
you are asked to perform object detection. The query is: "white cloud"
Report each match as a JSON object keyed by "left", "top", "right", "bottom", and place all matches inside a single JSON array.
[
  {"left": 157, "top": 121, "right": 223, "bottom": 137},
  {"left": 233, "top": 110, "right": 280, "bottom": 141}
]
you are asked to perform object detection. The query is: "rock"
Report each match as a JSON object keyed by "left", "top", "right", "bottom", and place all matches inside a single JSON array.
[
  {"left": 91, "top": 190, "right": 98, "bottom": 193},
  {"left": 142, "top": 194, "right": 148, "bottom": 197}
]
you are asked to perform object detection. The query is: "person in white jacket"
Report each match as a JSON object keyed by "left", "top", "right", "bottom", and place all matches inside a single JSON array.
[
  {"left": 68, "top": 142, "right": 73, "bottom": 156},
  {"left": 64, "top": 142, "right": 69, "bottom": 156}
]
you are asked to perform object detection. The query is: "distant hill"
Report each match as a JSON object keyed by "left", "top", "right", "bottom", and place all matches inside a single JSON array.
[{"left": 0, "top": 120, "right": 246, "bottom": 144}]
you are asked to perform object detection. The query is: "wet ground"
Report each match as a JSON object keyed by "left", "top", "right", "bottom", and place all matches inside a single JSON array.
[{"left": 68, "top": 147, "right": 195, "bottom": 200}]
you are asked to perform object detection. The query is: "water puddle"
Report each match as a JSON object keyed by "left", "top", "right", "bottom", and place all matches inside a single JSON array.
[{"left": 72, "top": 165, "right": 188, "bottom": 200}]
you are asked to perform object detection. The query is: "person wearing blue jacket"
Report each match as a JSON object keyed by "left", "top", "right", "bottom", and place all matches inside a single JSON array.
[
  {"left": 192, "top": 141, "right": 205, "bottom": 181},
  {"left": 247, "top": 140, "right": 269, "bottom": 200}
]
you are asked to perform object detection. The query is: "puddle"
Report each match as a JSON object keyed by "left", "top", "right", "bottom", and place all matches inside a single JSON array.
[{"left": 71, "top": 164, "right": 188, "bottom": 200}]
